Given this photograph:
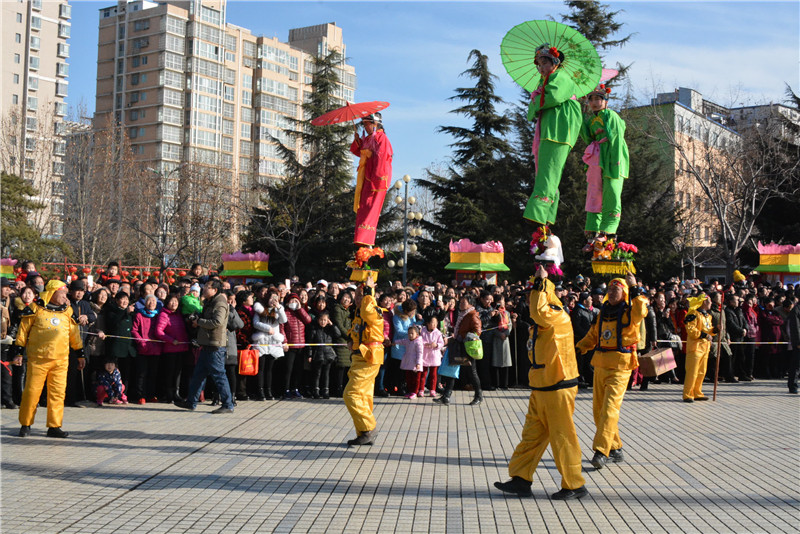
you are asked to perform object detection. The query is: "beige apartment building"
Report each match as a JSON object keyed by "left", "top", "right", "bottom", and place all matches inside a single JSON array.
[
  {"left": 1, "top": 0, "right": 72, "bottom": 238},
  {"left": 93, "top": 0, "right": 356, "bottom": 246}
]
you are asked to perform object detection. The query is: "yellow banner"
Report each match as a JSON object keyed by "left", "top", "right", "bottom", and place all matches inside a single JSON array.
[
  {"left": 223, "top": 260, "right": 270, "bottom": 271},
  {"left": 760, "top": 254, "right": 800, "bottom": 266},
  {"left": 449, "top": 252, "right": 505, "bottom": 264}
]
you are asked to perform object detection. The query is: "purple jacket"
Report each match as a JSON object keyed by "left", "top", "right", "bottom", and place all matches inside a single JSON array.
[
  {"left": 155, "top": 307, "right": 190, "bottom": 354},
  {"left": 132, "top": 311, "right": 163, "bottom": 356}
]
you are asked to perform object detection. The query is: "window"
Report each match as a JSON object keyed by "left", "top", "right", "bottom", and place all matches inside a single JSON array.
[
  {"left": 240, "top": 123, "right": 250, "bottom": 139},
  {"left": 134, "top": 19, "right": 150, "bottom": 31},
  {"left": 223, "top": 102, "right": 234, "bottom": 118},
  {"left": 160, "top": 106, "right": 182, "bottom": 125},
  {"left": 12, "top": 74, "right": 19, "bottom": 84},
  {"left": 58, "top": 23, "right": 71, "bottom": 38},
  {"left": 56, "top": 63, "right": 69, "bottom": 77},
  {"left": 200, "top": 6, "right": 221, "bottom": 25},
  {"left": 133, "top": 37, "right": 149, "bottom": 50},
  {"left": 223, "top": 85, "right": 234, "bottom": 101},
  {"left": 27, "top": 97, "right": 37, "bottom": 111},
  {"left": 160, "top": 124, "right": 182, "bottom": 143},
  {"left": 222, "top": 137, "right": 233, "bottom": 152},
  {"left": 53, "top": 162, "right": 65, "bottom": 175},
  {"left": 194, "top": 40, "right": 220, "bottom": 61},
  {"left": 28, "top": 76, "right": 38, "bottom": 90},
  {"left": 118, "top": 25, "right": 125, "bottom": 39},
  {"left": 192, "top": 111, "right": 220, "bottom": 130},
  {"left": 30, "top": 36, "right": 40, "bottom": 50},
  {"left": 192, "top": 129, "right": 220, "bottom": 148},
  {"left": 225, "top": 51, "right": 236, "bottom": 63},
  {"left": 241, "top": 90, "right": 252, "bottom": 107},
  {"left": 129, "top": 127, "right": 145, "bottom": 139},
  {"left": 56, "top": 83, "right": 68, "bottom": 97},
  {"left": 15, "top": 34, "right": 21, "bottom": 44},
  {"left": 166, "top": 16, "right": 186, "bottom": 36},
  {"left": 223, "top": 119, "right": 234, "bottom": 135},
  {"left": 192, "top": 75, "right": 222, "bottom": 96},
  {"left": 31, "top": 16, "right": 41, "bottom": 30},
  {"left": 16, "top": 13, "right": 22, "bottom": 23},
  {"left": 240, "top": 140, "right": 252, "bottom": 156},
  {"left": 241, "top": 107, "right": 253, "bottom": 123},
  {"left": 163, "top": 89, "right": 183, "bottom": 107},
  {"left": 54, "top": 141, "right": 66, "bottom": 155},
  {"left": 131, "top": 73, "right": 140, "bottom": 86},
  {"left": 25, "top": 137, "right": 37, "bottom": 151},
  {"left": 12, "top": 95, "right": 18, "bottom": 105},
  {"left": 224, "top": 68, "right": 235, "bottom": 84},
  {"left": 57, "top": 43, "right": 70, "bottom": 57},
  {"left": 161, "top": 70, "right": 182, "bottom": 88},
  {"left": 32, "top": 0, "right": 42, "bottom": 11},
  {"left": 14, "top": 53, "right": 20, "bottom": 64},
  {"left": 193, "top": 93, "right": 221, "bottom": 113},
  {"left": 59, "top": 4, "right": 71, "bottom": 18},
  {"left": 243, "top": 40, "right": 256, "bottom": 57},
  {"left": 161, "top": 143, "right": 181, "bottom": 160},
  {"left": 165, "top": 34, "right": 185, "bottom": 54},
  {"left": 163, "top": 52, "right": 182, "bottom": 71},
  {"left": 26, "top": 117, "right": 37, "bottom": 131},
  {"left": 225, "top": 34, "right": 237, "bottom": 51}
]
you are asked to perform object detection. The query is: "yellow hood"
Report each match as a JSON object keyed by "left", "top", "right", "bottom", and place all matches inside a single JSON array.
[{"left": 40, "top": 280, "right": 66, "bottom": 306}]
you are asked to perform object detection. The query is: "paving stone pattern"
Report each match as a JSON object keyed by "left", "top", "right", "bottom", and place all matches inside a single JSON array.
[{"left": 2, "top": 380, "right": 799, "bottom": 533}]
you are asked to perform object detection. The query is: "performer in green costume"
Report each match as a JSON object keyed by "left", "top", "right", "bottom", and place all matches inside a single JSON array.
[
  {"left": 580, "top": 84, "right": 629, "bottom": 250},
  {"left": 523, "top": 44, "right": 583, "bottom": 233}
]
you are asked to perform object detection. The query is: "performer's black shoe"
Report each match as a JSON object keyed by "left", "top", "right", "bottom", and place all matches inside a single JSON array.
[
  {"left": 551, "top": 486, "right": 588, "bottom": 500},
  {"left": 494, "top": 477, "right": 533, "bottom": 497},
  {"left": 683, "top": 398, "right": 694, "bottom": 403},
  {"left": 347, "top": 430, "right": 375, "bottom": 447},
  {"left": 46, "top": 427, "right": 69, "bottom": 438},
  {"left": 609, "top": 448, "right": 624, "bottom": 463},
  {"left": 18, "top": 425, "right": 31, "bottom": 437},
  {"left": 695, "top": 396, "right": 709, "bottom": 401},
  {"left": 591, "top": 451, "right": 608, "bottom": 470}
]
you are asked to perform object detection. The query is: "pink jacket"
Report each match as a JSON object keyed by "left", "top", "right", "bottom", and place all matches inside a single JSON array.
[
  {"left": 420, "top": 327, "right": 445, "bottom": 367},
  {"left": 132, "top": 311, "right": 163, "bottom": 356},
  {"left": 155, "top": 308, "right": 190, "bottom": 354},
  {"left": 397, "top": 336, "right": 424, "bottom": 371}
]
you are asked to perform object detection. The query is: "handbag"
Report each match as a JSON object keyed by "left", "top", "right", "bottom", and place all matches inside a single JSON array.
[
  {"left": 448, "top": 340, "right": 470, "bottom": 366},
  {"left": 238, "top": 345, "right": 260, "bottom": 376},
  {"left": 464, "top": 335, "right": 484, "bottom": 360}
]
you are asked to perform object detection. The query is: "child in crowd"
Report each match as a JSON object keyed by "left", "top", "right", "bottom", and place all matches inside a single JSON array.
[
  {"left": 397, "top": 325, "right": 424, "bottom": 399},
  {"left": 181, "top": 283, "right": 203, "bottom": 344},
  {"left": 96, "top": 359, "right": 128, "bottom": 406},
  {"left": 420, "top": 316, "right": 445, "bottom": 397},
  {"left": 306, "top": 310, "right": 341, "bottom": 399}
]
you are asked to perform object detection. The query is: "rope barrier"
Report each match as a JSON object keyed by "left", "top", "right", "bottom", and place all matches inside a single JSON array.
[{"left": 655, "top": 339, "right": 790, "bottom": 346}]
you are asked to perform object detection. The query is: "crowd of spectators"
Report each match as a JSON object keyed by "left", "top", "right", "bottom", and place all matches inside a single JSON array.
[{"left": 2, "top": 259, "right": 799, "bottom": 411}]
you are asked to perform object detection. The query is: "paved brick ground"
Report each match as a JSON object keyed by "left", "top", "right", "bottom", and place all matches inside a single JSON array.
[{"left": 2, "top": 380, "right": 799, "bottom": 533}]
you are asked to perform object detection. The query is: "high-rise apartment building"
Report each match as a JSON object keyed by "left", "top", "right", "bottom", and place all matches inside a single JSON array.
[
  {"left": 1, "top": 0, "right": 72, "bottom": 238},
  {"left": 93, "top": 0, "right": 356, "bottom": 245}
]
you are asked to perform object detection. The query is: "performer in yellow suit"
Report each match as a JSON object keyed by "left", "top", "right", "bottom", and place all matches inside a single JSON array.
[
  {"left": 495, "top": 266, "right": 588, "bottom": 500},
  {"left": 343, "top": 275, "right": 385, "bottom": 446},
  {"left": 14, "top": 280, "right": 84, "bottom": 438},
  {"left": 683, "top": 294, "right": 715, "bottom": 402},
  {"left": 576, "top": 272, "right": 647, "bottom": 470}
]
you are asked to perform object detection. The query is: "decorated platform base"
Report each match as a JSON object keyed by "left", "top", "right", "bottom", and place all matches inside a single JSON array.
[
  {"left": 754, "top": 242, "right": 800, "bottom": 284},
  {"left": 220, "top": 251, "right": 272, "bottom": 283},
  {"left": 347, "top": 247, "right": 384, "bottom": 283},
  {"left": 446, "top": 239, "right": 510, "bottom": 286},
  {"left": 592, "top": 260, "right": 636, "bottom": 275},
  {"left": 350, "top": 269, "right": 379, "bottom": 282}
]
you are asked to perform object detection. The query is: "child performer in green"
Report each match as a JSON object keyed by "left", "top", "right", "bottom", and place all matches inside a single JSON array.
[
  {"left": 524, "top": 44, "right": 583, "bottom": 246},
  {"left": 581, "top": 84, "right": 629, "bottom": 251}
]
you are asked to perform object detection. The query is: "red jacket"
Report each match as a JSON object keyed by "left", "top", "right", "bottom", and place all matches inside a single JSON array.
[
  {"left": 283, "top": 306, "right": 311, "bottom": 345},
  {"left": 132, "top": 311, "right": 163, "bottom": 356},
  {"left": 155, "top": 308, "right": 189, "bottom": 354}
]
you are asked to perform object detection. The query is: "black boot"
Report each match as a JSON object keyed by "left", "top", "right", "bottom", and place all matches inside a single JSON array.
[
  {"left": 321, "top": 388, "right": 330, "bottom": 399},
  {"left": 263, "top": 389, "right": 273, "bottom": 400},
  {"left": 252, "top": 389, "right": 266, "bottom": 401},
  {"left": 469, "top": 394, "right": 483, "bottom": 406},
  {"left": 433, "top": 395, "right": 450, "bottom": 406},
  {"left": 312, "top": 388, "right": 321, "bottom": 399},
  {"left": 347, "top": 430, "right": 376, "bottom": 447},
  {"left": 494, "top": 476, "right": 532, "bottom": 497}
]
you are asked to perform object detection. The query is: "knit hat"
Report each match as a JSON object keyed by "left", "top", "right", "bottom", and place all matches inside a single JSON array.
[{"left": 190, "top": 283, "right": 201, "bottom": 293}]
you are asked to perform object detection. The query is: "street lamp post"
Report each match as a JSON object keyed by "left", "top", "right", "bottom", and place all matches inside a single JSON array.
[{"left": 392, "top": 174, "right": 423, "bottom": 286}]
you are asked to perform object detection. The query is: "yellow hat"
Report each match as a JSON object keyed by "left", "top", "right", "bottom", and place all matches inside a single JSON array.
[
  {"left": 733, "top": 270, "right": 745, "bottom": 283},
  {"left": 602, "top": 278, "right": 629, "bottom": 303},
  {"left": 40, "top": 279, "right": 67, "bottom": 306},
  {"left": 687, "top": 293, "right": 708, "bottom": 312}
]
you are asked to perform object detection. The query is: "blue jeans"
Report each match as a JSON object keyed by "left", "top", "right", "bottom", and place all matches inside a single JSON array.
[{"left": 187, "top": 346, "right": 233, "bottom": 410}]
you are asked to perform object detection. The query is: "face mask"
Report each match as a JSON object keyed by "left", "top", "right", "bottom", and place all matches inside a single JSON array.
[
  {"left": 287, "top": 302, "right": 299, "bottom": 311},
  {"left": 34, "top": 284, "right": 45, "bottom": 293}
]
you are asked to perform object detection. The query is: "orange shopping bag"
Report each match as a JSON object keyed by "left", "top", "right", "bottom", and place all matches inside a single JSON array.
[{"left": 238, "top": 346, "right": 260, "bottom": 376}]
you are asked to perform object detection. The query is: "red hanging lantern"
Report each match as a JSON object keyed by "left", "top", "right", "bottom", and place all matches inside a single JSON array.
[
  {"left": 142, "top": 271, "right": 150, "bottom": 277},
  {"left": 152, "top": 270, "right": 160, "bottom": 277},
  {"left": 178, "top": 270, "right": 187, "bottom": 277},
  {"left": 168, "top": 277, "right": 175, "bottom": 284},
  {"left": 132, "top": 269, "right": 140, "bottom": 277},
  {"left": 82, "top": 267, "right": 91, "bottom": 274},
  {"left": 121, "top": 270, "right": 129, "bottom": 278},
  {"left": 71, "top": 274, "right": 78, "bottom": 281},
  {"left": 166, "top": 269, "right": 175, "bottom": 277},
  {"left": 68, "top": 266, "right": 78, "bottom": 274}
]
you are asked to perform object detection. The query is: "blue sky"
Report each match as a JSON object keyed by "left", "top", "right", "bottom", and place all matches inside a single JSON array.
[{"left": 67, "top": 1, "right": 799, "bottom": 187}]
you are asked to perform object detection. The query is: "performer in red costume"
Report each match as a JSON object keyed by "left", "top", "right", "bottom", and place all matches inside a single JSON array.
[{"left": 350, "top": 113, "right": 393, "bottom": 247}]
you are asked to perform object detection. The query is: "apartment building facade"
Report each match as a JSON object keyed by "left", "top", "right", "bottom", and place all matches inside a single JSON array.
[
  {"left": 1, "top": 0, "right": 72, "bottom": 238},
  {"left": 93, "top": 0, "right": 356, "bottom": 247}
]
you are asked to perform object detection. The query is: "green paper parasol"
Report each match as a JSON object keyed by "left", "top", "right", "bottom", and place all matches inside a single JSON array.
[{"left": 500, "top": 20, "right": 602, "bottom": 98}]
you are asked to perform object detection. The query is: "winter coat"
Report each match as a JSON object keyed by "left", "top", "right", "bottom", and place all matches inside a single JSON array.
[
  {"left": 742, "top": 304, "right": 760, "bottom": 340},
  {"left": 196, "top": 293, "right": 229, "bottom": 348},
  {"left": 455, "top": 309, "right": 481, "bottom": 341},
  {"left": 709, "top": 308, "right": 731, "bottom": 358},
  {"left": 70, "top": 296, "right": 97, "bottom": 342},
  {"left": 306, "top": 321, "right": 341, "bottom": 364},
  {"left": 180, "top": 294, "right": 203, "bottom": 316},
  {"left": 420, "top": 326, "right": 444, "bottom": 367},
  {"left": 491, "top": 308, "right": 513, "bottom": 368},
  {"left": 571, "top": 304, "right": 594, "bottom": 345},
  {"left": 155, "top": 307, "right": 190, "bottom": 354},
  {"left": 102, "top": 301, "right": 135, "bottom": 359},
  {"left": 132, "top": 310, "right": 163, "bottom": 357},
  {"left": 85, "top": 302, "right": 106, "bottom": 358},
  {"left": 135, "top": 297, "right": 163, "bottom": 314},
  {"left": 331, "top": 303, "right": 353, "bottom": 367},
  {"left": 758, "top": 308, "right": 784, "bottom": 354},
  {"left": 283, "top": 306, "right": 312, "bottom": 345},
  {"left": 252, "top": 302, "right": 287, "bottom": 358},
  {"left": 226, "top": 304, "right": 244, "bottom": 366},
  {"left": 391, "top": 314, "right": 417, "bottom": 360},
  {"left": 725, "top": 306, "right": 747, "bottom": 342},
  {"left": 236, "top": 306, "right": 254, "bottom": 350},
  {"left": 397, "top": 336, "right": 424, "bottom": 371}
]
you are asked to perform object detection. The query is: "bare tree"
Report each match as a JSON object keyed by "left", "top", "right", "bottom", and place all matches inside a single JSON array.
[{"left": 643, "top": 101, "right": 800, "bottom": 278}]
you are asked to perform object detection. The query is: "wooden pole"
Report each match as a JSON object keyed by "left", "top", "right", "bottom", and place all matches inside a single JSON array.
[{"left": 712, "top": 299, "right": 724, "bottom": 401}]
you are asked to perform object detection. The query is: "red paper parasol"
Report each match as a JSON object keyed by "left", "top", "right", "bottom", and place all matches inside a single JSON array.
[{"left": 310, "top": 101, "right": 390, "bottom": 126}]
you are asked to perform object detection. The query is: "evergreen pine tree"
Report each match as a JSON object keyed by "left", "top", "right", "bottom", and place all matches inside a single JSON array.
[
  {"left": 242, "top": 51, "right": 355, "bottom": 279},
  {"left": 417, "top": 50, "right": 531, "bottom": 278}
]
